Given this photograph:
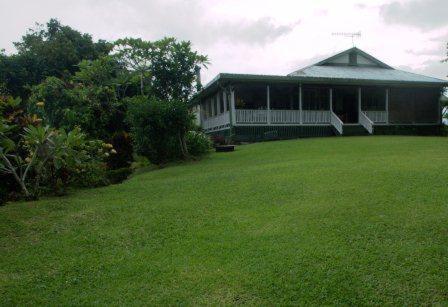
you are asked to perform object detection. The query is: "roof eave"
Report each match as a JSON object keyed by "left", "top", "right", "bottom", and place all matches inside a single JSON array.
[{"left": 192, "top": 74, "right": 448, "bottom": 105}]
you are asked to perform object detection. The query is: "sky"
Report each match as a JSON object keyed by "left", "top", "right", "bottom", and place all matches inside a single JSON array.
[{"left": 0, "top": 0, "right": 447, "bottom": 84}]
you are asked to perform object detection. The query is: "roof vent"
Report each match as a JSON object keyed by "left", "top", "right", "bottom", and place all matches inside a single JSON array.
[{"left": 349, "top": 52, "right": 357, "bottom": 66}]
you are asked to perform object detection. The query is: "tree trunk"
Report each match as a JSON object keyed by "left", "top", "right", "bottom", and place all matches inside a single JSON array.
[
  {"left": 178, "top": 132, "right": 188, "bottom": 159},
  {"left": 140, "top": 72, "right": 144, "bottom": 95},
  {"left": 0, "top": 154, "right": 31, "bottom": 198}
]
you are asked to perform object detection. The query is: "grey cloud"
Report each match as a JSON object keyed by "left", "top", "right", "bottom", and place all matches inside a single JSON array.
[
  {"left": 101, "top": 0, "right": 298, "bottom": 47},
  {"left": 398, "top": 60, "right": 448, "bottom": 80},
  {"left": 380, "top": 0, "right": 448, "bottom": 30},
  {"left": 405, "top": 47, "right": 444, "bottom": 56}
]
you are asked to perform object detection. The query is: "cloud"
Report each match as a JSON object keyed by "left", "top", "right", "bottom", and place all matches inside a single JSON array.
[
  {"left": 222, "top": 17, "right": 300, "bottom": 45},
  {"left": 399, "top": 59, "right": 448, "bottom": 80},
  {"left": 96, "top": 0, "right": 299, "bottom": 47},
  {"left": 380, "top": 0, "right": 448, "bottom": 30}
]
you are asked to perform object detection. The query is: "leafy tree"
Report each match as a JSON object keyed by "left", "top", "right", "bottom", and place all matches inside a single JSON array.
[
  {"left": 150, "top": 37, "right": 208, "bottom": 102},
  {"left": 29, "top": 56, "right": 128, "bottom": 139},
  {"left": 113, "top": 38, "right": 153, "bottom": 95},
  {"left": 0, "top": 19, "right": 112, "bottom": 98},
  {"left": 114, "top": 37, "right": 208, "bottom": 101}
]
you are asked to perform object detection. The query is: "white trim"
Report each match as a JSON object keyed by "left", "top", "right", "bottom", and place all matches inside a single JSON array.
[
  {"left": 223, "top": 90, "right": 227, "bottom": 113},
  {"left": 329, "top": 88, "right": 333, "bottom": 111},
  {"left": 230, "top": 89, "right": 236, "bottom": 125},
  {"left": 385, "top": 88, "right": 389, "bottom": 125},
  {"left": 358, "top": 87, "right": 362, "bottom": 124},
  {"left": 299, "top": 84, "right": 303, "bottom": 124},
  {"left": 267, "top": 85, "right": 271, "bottom": 125},
  {"left": 233, "top": 123, "right": 333, "bottom": 127}
]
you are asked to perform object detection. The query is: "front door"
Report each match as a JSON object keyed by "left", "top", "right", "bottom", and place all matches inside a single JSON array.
[{"left": 333, "top": 87, "right": 358, "bottom": 123}]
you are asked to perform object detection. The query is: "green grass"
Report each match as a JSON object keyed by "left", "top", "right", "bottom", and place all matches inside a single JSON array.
[{"left": 1, "top": 136, "right": 448, "bottom": 305}]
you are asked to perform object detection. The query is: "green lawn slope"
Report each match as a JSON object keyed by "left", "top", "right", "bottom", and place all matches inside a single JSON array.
[{"left": 1, "top": 136, "right": 448, "bottom": 305}]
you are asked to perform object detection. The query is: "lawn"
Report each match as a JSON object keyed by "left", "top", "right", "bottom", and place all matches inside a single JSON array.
[{"left": 1, "top": 136, "right": 448, "bottom": 305}]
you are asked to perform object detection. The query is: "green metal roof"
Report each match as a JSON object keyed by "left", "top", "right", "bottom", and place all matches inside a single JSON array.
[{"left": 288, "top": 65, "right": 447, "bottom": 84}]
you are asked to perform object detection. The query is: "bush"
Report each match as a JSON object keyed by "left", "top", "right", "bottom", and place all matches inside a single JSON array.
[
  {"left": 211, "top": 135, "right": 226, "bottom": 146},
  {"left": 107, "top": 167, "right": 133, "bottom": 184},
  {"left": 107, "top": 131, "right": 133, "bottom": 169},
  {"left": 127, "top": 96, "right": 193, "bottom": 165},
  {"left": 186, "top": 131, "right": 212, "bottom": 156}
]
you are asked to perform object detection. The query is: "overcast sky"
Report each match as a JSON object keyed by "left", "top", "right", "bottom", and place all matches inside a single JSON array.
[{"left": 1, "top": 0, "right": 447, "bottom": 84}]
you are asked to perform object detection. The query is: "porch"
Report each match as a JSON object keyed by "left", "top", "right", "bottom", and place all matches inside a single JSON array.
[{"left": 200, "top": 84, "right": 389, "bottom": 135}]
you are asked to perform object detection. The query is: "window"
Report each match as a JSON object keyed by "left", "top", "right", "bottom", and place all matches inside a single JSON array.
[
  {"left": 270, "top": 84, "right": 299, "bottom": 110},
  {"left": 349, "top": 52, "right": 357, "bottom": 66},
  {"left": 389, "top": 88, "right": 439, "bottom": 124},
  {"left": 302, "top": 86, "right": 330, "bottom": 110},
  {"left": 362, "top": 87, "right": 386, "bottom": 111},
  {"left": 234, "top": 84, "right": 267, "bottom": 109}
]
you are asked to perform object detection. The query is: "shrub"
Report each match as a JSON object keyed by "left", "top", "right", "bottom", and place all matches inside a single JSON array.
[
  {"left": 127, "top": 96, "right": 194, "bottom": 165},
  {"left": 107, "top": 167, "right": 133, "bottom": 184},
  {"left": 211, "top": 135, "right": 226, "bottom": 146},
  {"left": 186, "top": 131, "right": 212, "bottom": 157},
  {"left": 107, "top": 131, "right": 133, "bottom": 169}
]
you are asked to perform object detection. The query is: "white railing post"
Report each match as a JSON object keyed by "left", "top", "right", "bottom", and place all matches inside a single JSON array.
[
  {"left": 299, "top": 84, "right": 303, "bottom": 124},
  {"left": 329, "top": 88, "right": 333, "bottom": 111},
  {"left": 385, "top": 88, "right": 389, "bottom": 125},
  {"left": 230, "top": 89, "right": 236, "bottom": 124},
  {"left": 267, "top": 85, "right": 271, "bottom": 125},
  {"left": 358, "top": 87, "right": 362, "bottom": 123}
]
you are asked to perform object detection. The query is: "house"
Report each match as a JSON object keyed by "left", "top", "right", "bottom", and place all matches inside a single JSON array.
[{"left": 194, "top": 47, "right": 448, "bottom": 141}]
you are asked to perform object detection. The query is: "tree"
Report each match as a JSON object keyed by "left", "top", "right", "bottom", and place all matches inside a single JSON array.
[
  {"left": 113, "top": 38, "right": 153, "bottom": 95},
  {"left": 114, "top": 37, "right": 208, "bottom": 101},
  {"left": 0, "top": 19, "right": 112, "bottom": 98},
  {"left": 150, "top": 37, "right": 208, "bottom": 102},
  {"left": 29, "top": 56, "right": 128, "bottom": 139}
]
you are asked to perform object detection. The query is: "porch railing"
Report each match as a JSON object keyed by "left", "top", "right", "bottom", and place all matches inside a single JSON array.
[
  {"left": 203, "top": 111, "right": 230, "bottom": 131},
  {"left": 364, "top": 111, "right": 387, "bottom": 123},
  {"left": 330, "top": 111, "right": 343, "bottom": 134},
  {"left": 302, "top": 110, "right": 330, "bottom": 124},
  {"left": 236, "top": 109, "right": 268, "bottom": 123},
  {"left": 359, "top": 111, "right": 374, "bottom": 134},
  {"left": 270, "top": 110, "right": 301, "bottom": 124},
  {"left": 234, "top": 109, "right": 332, "bottom": 125}
]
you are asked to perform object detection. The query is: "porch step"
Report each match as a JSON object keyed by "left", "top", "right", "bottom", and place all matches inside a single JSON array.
[{"left": 342, "top": 124, "right": 370, "bottom": 136}]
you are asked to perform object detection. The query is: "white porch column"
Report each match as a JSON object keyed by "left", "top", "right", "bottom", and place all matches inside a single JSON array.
[
  {"left": 299, "top": 83, "right": 303, "bottom": 124},
  {"left": 230, "top": 88, "right": 236, "bottom": 124},
  {"left": 267, "top": 85, "right": 271, "bottom": 125},
  {"left": 385, "top": 88, "right": 389, "bottom": 125},
  {"left": 329, "top": 88, "right": 333, "bottom": 111},
  {"left": 358, "top": 87, "right": 362, "bottom": 123},
  {"left": 216, "top": 93, "right": 220, "bottom": 115},
  {"left": 223, "top": 91, "right": 227, "bottom": 113},
  {"left": 211, "top": 97, "right": 215, "bottom": 117}
]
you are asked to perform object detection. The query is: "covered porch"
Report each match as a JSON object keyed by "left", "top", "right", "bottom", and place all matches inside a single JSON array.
[{"left": 200, "top": 83, "right": 389, "bottom": 134}]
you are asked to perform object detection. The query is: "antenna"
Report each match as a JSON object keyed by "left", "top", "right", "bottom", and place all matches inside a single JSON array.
[{"left": 332, "top": 31, "right": 361, "bottom": 47}]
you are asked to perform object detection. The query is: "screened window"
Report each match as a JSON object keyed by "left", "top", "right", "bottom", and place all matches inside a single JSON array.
[
  {"left": 270, "top": 85, "right": 299, "bottom": 109},
  {"left": 362, "top": 87, "right": 386, "bottom": 111},
  {"left": 234, "top": 84, "right": 267, "bottom": 109},
  {"left": 303, "top": 86, "right": 330, "bottom": 110},
  {"left": 389, "top": 88, "right": 440, "bottom": 124}
]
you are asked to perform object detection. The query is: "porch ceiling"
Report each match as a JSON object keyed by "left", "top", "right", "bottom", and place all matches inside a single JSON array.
[{"left": 192, "top": 72, "right": 448, "bottom": 105}]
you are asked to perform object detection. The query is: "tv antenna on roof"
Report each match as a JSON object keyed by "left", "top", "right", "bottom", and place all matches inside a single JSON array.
[{"left": 332, "top": 31, "right": 361, "bottom": 47}]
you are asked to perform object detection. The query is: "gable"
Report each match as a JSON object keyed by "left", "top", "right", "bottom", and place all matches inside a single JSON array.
[
  {"left": 313, "top": 47, "right": 393, "bottom": 69},
  {"left": 326, "top": 52, "right": 378, "bottom": 66}
]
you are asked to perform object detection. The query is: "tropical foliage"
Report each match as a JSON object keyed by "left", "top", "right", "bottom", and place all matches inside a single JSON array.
[{"left": 0, "top": 19, "right": 210, "bottom": 203}]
